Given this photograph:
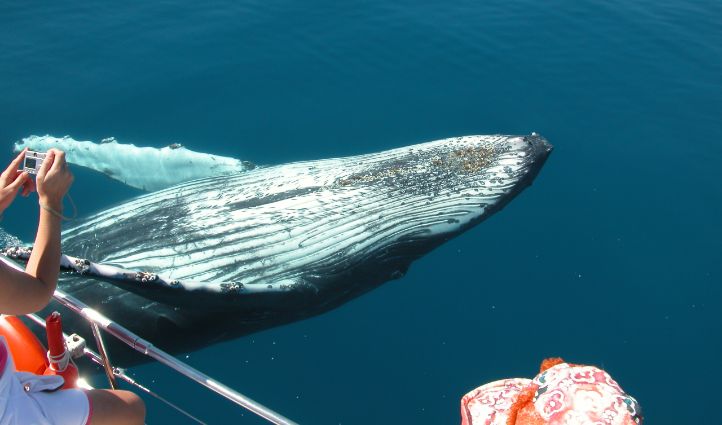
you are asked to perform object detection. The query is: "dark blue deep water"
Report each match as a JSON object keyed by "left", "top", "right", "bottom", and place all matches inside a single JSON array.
[{"left": 1, "top": 1, "right": 721, "bottom": 423}]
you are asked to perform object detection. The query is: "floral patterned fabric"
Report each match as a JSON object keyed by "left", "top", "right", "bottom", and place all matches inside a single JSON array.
[
  {"left": 461, "top": 378, "right": 531, "bottom": 425},
  {"left": 460, "top": 363, "right": 642, "bottom": 425}
]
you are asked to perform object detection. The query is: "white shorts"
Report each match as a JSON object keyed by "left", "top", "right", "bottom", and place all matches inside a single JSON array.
[{"left": 0, "top": 337, "right": 92, "bottom": 425}]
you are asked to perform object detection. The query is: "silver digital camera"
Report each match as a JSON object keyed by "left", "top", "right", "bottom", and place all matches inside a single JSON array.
[{"left": 23, "top": 151, "right": 47, "bottom": 175}]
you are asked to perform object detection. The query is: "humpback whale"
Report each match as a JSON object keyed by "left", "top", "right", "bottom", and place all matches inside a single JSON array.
[{"left": 6, "top": 134, "right": 552, "bottom": 358}]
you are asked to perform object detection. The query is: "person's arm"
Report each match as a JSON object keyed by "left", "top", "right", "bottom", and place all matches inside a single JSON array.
[{"left": 0, "top": 149, "right": 73, "bottom": 315}]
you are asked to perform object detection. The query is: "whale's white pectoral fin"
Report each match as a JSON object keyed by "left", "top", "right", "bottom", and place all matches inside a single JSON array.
[{"left": 14, "top": 135, "right": 256, "bottom": 192}]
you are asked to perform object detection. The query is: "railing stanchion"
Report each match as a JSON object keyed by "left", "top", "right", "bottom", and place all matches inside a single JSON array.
[{"left": 89, "top": 321, "right": 119, "bottom": 389}]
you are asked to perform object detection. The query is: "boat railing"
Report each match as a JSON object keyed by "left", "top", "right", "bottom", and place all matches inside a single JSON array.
[{"left": 0, "top": 256, "right": 298, "bottom": 425}]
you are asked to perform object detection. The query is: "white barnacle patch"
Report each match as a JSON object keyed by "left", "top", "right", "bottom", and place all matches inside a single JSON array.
[
  {"left": 220, "top": 282, "right": 244, "bottom": 294},
  {"left": 135, "top": 272, "right": 158, "bottom": 283},
  {"left": 73, "top": 258, "right": 91, "bottom": 275},
  {"left": 1, "top": 246, "right": 32, "bottom": 259}
]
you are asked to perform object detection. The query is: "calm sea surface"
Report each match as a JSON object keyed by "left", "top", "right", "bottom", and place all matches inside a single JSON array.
[{"left": 1, "top": 0, "right": 721, "bottom": 423}]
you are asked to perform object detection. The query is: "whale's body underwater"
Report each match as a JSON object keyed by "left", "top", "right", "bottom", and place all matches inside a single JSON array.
[{"left": 12, "top": 134, "right": 552, "bottom": 358}]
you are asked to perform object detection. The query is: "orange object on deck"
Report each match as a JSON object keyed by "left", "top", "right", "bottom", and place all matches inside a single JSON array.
[
  {"left": 0, "top": 315, "right": 48, "bottom": 374},
  {"left": 43, "top": 311, "right": 79, "bottom": 389}
]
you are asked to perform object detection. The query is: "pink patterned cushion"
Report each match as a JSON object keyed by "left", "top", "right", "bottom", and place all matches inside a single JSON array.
[
  {"left": 461, "top": 363, "right": 642, "bottom": 425},
  {"left": 461, "top": 378, "right": 531, "bottom": 425}
]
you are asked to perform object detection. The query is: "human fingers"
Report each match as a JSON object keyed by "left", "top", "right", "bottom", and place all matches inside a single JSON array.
[
  {"left": 36, "top": 150, "right": 56, "bottom": 181},
  {"left": 50, "top": 150, "right": 67, "bottom": 173},
  {"left": 7, "top": 148, "right": 27, "bottom": 174},
  {"left": 10, "top": 169, "right": 35, "bottom": 196},
  {"left": 8, "top": 171, "right": 29, "bottom": 191},
  {"left": 21, "top": 173, "right": 36, "bottom": 196},
  {"left": 36, "top": 150, "right": 72, "bottom": 206},
  {"left": 3, "top": 169, "right": 24, "bottom": 187},
  {"left": 0, "top": 148, "right": 27, "bottom": 187}
]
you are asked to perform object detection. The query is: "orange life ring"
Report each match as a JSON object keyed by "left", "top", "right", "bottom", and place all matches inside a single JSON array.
[{"left": 0, "top": 315, "right": 48, "bottom": 375}]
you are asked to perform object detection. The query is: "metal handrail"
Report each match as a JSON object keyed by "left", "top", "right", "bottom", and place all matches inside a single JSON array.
[
  {"left": 0, "top": 256, "right": 298, "bottom": 425},
  {"left": 25, "top": 312, "right": 207, "bottom": 424},
  {"left": 53, "top": 289, "right": 299, "bottom": 425}
]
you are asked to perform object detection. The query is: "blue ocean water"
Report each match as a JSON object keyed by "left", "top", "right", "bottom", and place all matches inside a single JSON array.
[{"left": 1, "top": 0, "right": 721, "bottom": 423}]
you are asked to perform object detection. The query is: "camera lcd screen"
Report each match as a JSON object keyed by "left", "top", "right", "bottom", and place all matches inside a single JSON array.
[{"left": 25, "top": 158, "right": 37, "bottom": 169}]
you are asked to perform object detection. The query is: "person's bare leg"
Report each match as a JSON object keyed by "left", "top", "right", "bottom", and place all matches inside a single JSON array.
[{"left": 87, "top": 389, "right": 145, "bottom": 425}]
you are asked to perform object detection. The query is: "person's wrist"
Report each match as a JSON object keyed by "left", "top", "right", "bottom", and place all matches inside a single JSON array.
[{"left": 38, "top": 196, "right": 63, "bottom": 212}]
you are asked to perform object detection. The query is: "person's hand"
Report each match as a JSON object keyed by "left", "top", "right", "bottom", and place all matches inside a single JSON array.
[
  {"left": 0, "top": 149, "right": 36, "bottom": 214},
  {"left": 36, "top": 149, "right": 74, "bottom": 211}
]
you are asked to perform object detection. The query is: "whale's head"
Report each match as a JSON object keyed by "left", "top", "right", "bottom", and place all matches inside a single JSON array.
[
  {"left": 241, "top": 133, "right": 554, "bottom": 298},
  {"left": 328, "top": 134, "right": 552, "bottom": 254}
]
